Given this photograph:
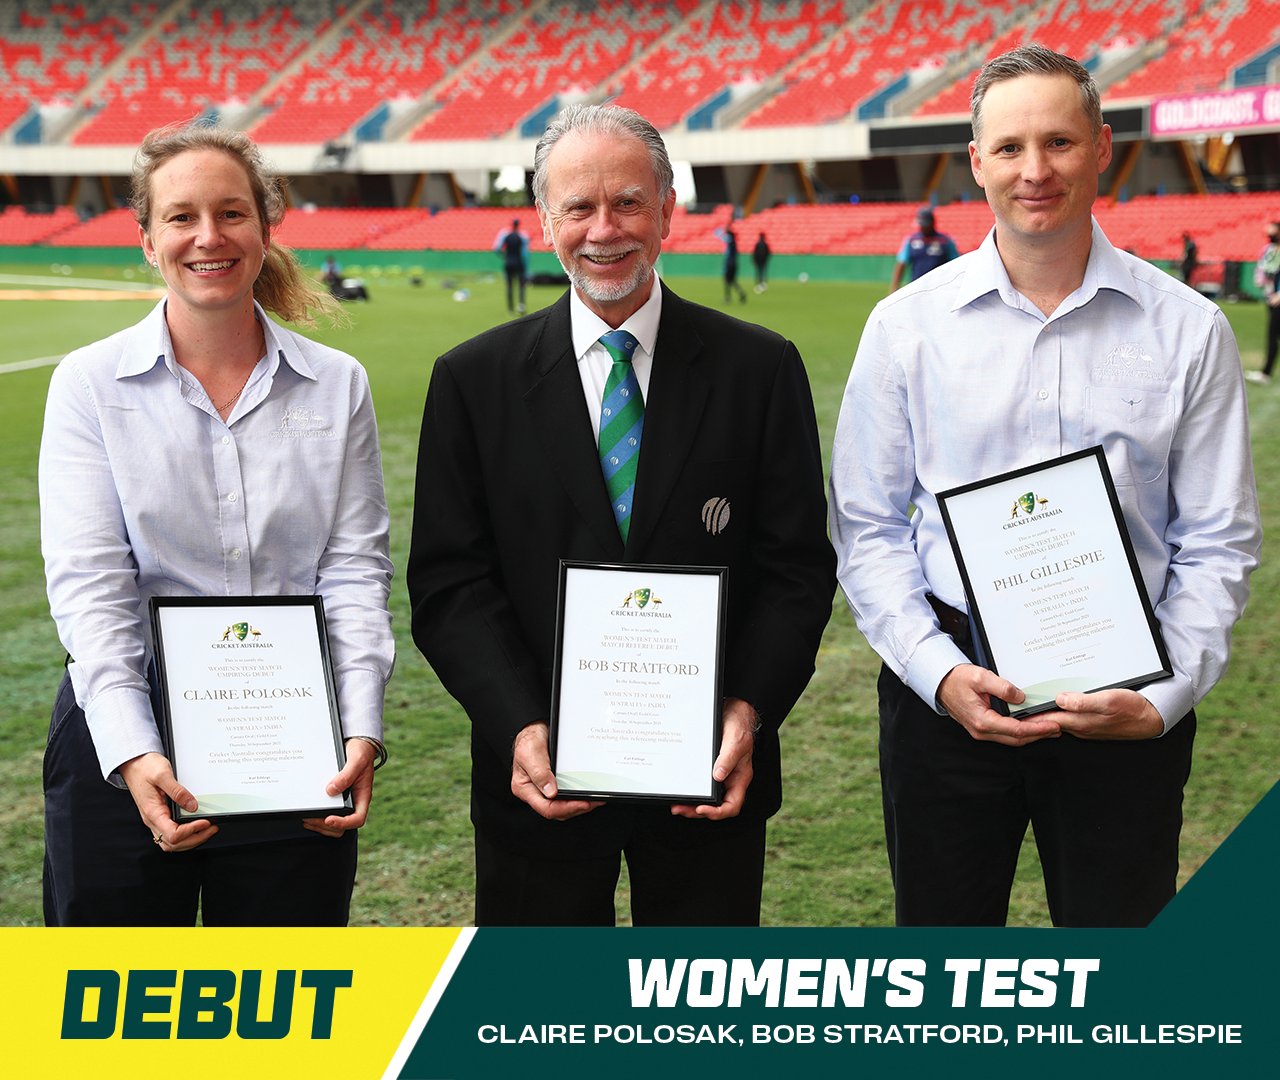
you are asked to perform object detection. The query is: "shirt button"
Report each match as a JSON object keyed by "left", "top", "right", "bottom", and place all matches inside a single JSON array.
[
  {"left": 221, "top": 436, "right": 231, "bottom": 445},
  {"left": 1037, "top": 389, "right": 1049, "bottom": 400},
  {"left": 232, "top": 548, "right": 243, "bottom": 560},
  {"left": 228, "top": 492, "right": 238, "bottom": 502}
]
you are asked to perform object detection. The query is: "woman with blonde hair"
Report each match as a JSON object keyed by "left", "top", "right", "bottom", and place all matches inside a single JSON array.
[{"left": 38, "top": 122, "right": 393, "bottom": 925}]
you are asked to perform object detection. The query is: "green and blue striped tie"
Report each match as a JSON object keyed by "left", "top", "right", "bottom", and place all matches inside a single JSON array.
[{"left": 597, "top": 329, "right": 644, "bottom": 541}]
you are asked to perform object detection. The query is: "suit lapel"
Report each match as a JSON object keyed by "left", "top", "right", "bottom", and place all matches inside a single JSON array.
[
  {"left": 626, "top": 285, "right": 709, "bottom": 556},
  {"left": 522, "top": 293, "right": 624, "bottom": 556}
]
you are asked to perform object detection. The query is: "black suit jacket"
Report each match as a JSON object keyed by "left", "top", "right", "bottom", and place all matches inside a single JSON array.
[{"left": 408, "top": 284, "right": 834, "bottom": 857}]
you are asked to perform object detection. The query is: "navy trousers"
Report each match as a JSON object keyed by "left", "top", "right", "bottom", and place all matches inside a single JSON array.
[{"left": 43, "top": 672, "right": 357, "bottom": 926}]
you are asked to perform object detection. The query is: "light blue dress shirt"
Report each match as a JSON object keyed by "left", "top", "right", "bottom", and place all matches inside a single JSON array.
[
  {"left": 39, "top": 300, "right": 394, "bottom": 779},
  {"left": 830, "top": 220, "right": 1260, "bottom": 732}
]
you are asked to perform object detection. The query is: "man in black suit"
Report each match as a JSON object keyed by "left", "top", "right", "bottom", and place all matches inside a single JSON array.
[{"left": 408, "top": 104, "right": 833, "bottom": 926}]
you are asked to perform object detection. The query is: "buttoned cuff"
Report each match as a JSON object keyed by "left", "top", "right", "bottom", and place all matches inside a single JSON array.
[
  {"left": 1138, "top": 673, "right": 1196, "bottom": 736},
  {"left": 906, "top": 633, "right": 975, "bottom": 716},
  {"left": 79, "top": 684, "right": 164, "bottom": 784},
  {"left": 336, "top": 667, "right": 387, "bottom": 743}
]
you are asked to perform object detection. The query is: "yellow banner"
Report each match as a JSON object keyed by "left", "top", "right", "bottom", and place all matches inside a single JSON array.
[{"left": 2, "top": 927, "right": 462, "bottom": 1078}]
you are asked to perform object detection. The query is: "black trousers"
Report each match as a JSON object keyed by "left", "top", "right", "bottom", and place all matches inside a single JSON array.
[
  {"left": 474, "top": 817, "right": 766, "bottom": 926},
  {"left": 878, "top": 664, "right": 1194, "bottom": 927},
  {"left": 43, "top": 672, "right": 357, "bottom": 926},
  {"left": 1265, "top": 301, "right": 1280, "bottom": 376},
  {"left": 504, "top": 266, "right": 526, "bottom": 311}
]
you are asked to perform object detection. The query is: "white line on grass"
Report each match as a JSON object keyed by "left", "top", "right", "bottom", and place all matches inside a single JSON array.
[
  {"left": 0, "top": 273, "right": 155, "bottom": 291},
  {"left": 0, "top": 355, "right": 63, "bottom": 375}
]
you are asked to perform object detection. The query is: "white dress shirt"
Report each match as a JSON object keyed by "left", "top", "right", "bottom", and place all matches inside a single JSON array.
[
  {"left": 830, "top": 220, "right": 1260, "bottom": 732},
  {"left": 39, "top": 300, "right": 394, "bottom": 779},
  {"left": 570, "top": 272, "right": 662, "bottom": 439}
]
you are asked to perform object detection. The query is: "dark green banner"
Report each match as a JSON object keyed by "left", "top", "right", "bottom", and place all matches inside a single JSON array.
[{"left": 401, "top": 784, "right": 1277, "bottom": 1078}]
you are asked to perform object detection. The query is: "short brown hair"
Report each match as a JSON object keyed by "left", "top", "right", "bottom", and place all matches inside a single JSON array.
[{"left": 971, "top": 43, "right": 1103, "bottom": 144}]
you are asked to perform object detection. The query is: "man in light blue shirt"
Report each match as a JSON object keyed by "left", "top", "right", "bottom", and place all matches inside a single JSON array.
[{"left": 830, "top": 44, "right": 1260, "bottom": 927}]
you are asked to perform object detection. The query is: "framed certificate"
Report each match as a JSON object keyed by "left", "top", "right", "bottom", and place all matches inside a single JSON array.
[
  {"left": 149, "top": 596, "right": 351, "bottom": 820},
  {"left": 937, "top": 446, "right": 1172, "bottom": 717},
  {"left": 549, "top": 562, "right": 727, "bottom": 804}
]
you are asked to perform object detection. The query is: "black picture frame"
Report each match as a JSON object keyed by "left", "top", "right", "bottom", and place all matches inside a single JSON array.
[
  {"left": 936, "top": 446, "right": 1172, "bottom": 718},
  {"left": 149, "top": 595, "right": 352, "bottom": 820},
  {"left": 549, "top": 561, "right": 728, "bottom": 804}
]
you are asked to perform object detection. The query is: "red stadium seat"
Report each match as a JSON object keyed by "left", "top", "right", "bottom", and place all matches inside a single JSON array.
[
  {"left": 409, "top": 0, "right": 694, "bottom": 142},
  {"left": 72, "top": 3, "right": 333, "bottom": 145},
  {"left": 743, "top": 0, "right": 1025, "bottom": 129}
]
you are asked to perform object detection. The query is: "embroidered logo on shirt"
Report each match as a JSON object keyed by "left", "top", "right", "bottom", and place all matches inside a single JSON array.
[
  {"left": 272, "top": 405, "right": 335, "bottom": 439},
  {"left": 1092, "top": 342, "right": 1163, "bottom": 383}
]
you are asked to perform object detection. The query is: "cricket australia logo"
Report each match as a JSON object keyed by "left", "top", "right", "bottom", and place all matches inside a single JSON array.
[
  {"left": 1010, "top": 491, "right": 1049, "bottom": 519},
  {"left": 620, "top": 587, "right": 663, "bottom": 609},
  {"left": 219, "top": 621, "right": 263, "bottom": 642}
]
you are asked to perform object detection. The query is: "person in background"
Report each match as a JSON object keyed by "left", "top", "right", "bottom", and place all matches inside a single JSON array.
[
  {"left": 494, "top": 217, "right": 530, "bottom": 314},
  {"left": 322, "top": 253, "right": 341, "bottom": 289},
  {"left": 752, "top": 231, "right": 772, "bottom": 292},
  {"left": 38, "top": 122, "right": 393, "bottom": 926},
  {"left": 1181, "top": 231, "right": 1198, "bottom": 286},
  {"left": 714, "top": 219, "right": 748, "bottom": 303},
  {"left": 1248, "top": 220, "right": 1280, "bottom": 384},
  {"left": 889, "top": 206, "right": 959, "bottom": 292}
]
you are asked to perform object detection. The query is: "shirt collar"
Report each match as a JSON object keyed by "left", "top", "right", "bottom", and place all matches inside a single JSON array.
[
  {"left": 569, "top": 272, "right": 663, "bottom": 360},
  {"left": 115, "top": 299, "right": 316, "bottom": 381},
  {"left": 952, "top": 217, "right": 1141, "bottom": 317}
]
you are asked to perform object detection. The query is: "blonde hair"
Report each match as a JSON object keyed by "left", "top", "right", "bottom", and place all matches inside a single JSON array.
[{"left": 131, "top": 122, "right": 344, "bottom": 328}]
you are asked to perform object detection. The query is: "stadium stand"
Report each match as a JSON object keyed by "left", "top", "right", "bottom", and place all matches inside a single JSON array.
[
  {"left": 0, "top": 205, "right": 83, "bottom": 244},
  {"left": 742, "top": 0, "right": 1026, "bottom": 128},
  {"left": 272, "top": 206, "right": 430, "bottom": 249},
  {"left": 5, "top": 0, "right": 1280, "bottom": 274},
  {"left": 408, "top": 0, "right": 696, "bottom": 141},
  {"left": 251, "top": 0, "right": 530, "bottom": 144},
  {"left": 608, "top": 0, "right": 861, "bottom": 131},
  {"left": 364, "top": 205, "right": 548, "bottom": 251},
  {"left": 71, "top": 2, "right": 335, "bottom": 145},
  {"left": 44, "top": 206, "right": 138, "bottom": 245},
  {"left": 22, "top": 193, "right": 1277, "bottom": 266},
  {"left": 0, "top": 1, "right": 162, "bottom": 134},
  {"left": 1108, "top": 0, "right": 1280, "bottom": 101},
  {"left": 916, "top": 0, "right": 1190, "bottom": 117}
]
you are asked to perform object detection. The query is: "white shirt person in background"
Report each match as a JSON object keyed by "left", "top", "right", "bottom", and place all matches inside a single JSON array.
[
  {"left": 829, "top": 45, "right": 1259, "bottom": 927},
  {"left": 38, "top": 123, "right": 393, "bottom": 926}
]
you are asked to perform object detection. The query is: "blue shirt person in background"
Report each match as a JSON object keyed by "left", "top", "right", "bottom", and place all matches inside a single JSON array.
[{"left": 889, "top": 206, "right": 959, "bottom": 292}]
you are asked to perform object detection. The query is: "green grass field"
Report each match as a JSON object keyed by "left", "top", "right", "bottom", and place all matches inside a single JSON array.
[{"left": 1, "top": 262, "right": 1275, "bottom": 926}]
